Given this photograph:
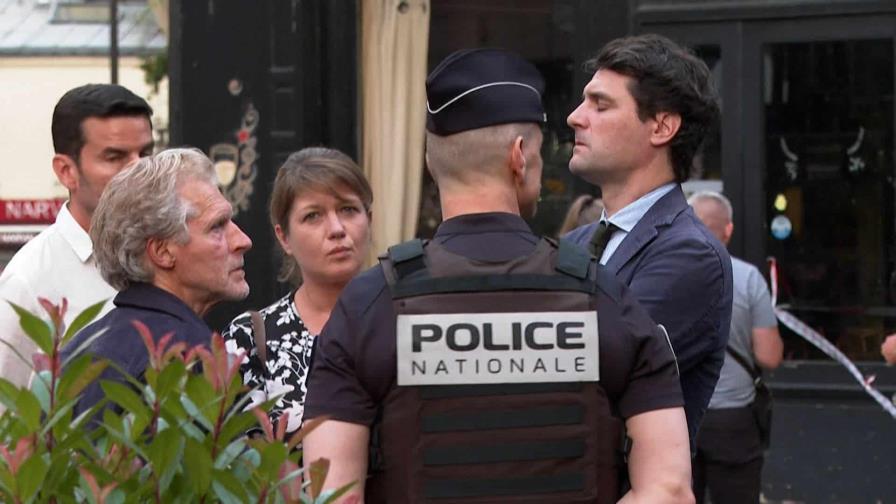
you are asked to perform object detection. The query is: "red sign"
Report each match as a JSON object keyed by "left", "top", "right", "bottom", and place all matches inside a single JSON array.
[{"left": 0, "top": 199, "right": 65, "bottom": 224}]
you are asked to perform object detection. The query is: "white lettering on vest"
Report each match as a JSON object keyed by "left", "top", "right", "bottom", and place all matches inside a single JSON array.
[{"left": 397, "top": 311, "right": 599, "bottom": 386}]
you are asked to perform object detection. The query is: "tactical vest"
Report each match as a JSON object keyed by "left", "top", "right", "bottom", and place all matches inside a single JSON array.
[{"left": 368, "top": 237, "right": 623, "bottom": 504}]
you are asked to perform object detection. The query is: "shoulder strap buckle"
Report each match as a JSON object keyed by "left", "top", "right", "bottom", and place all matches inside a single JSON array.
[
  {"left": 555, "top": 238, "right": 592, "bottom": 280},
  {"left": 385, "top": 238, "right": 428, "bottom": 282}
]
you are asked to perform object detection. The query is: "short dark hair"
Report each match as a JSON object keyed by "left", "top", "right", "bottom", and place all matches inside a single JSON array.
[
  {"left": 587, "top": 34, "right": 720, "bottom": 182},
  {"left": 51, "top": 84, "right": 153, "bottom": 160}
]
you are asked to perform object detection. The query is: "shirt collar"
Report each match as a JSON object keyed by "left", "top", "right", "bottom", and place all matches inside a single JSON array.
[
  {"left": 602, "top": 183, "right": 677, "bottom": 233},
  {"left": 114, "top": 282, "right": 209, "bottom": 326},
  {"left": 435, "top": 212, "right": 532, "bottom": 238},
  {"left": 55, "top": 202, "right": 93, "bottom": 263}
]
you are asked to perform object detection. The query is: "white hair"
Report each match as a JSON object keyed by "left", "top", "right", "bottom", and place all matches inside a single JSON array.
[
  {"left": 90, "top": 148, "right": 218, "bottom": 290},
  {"left": 688, "top": 190, "right": 733, "bottom": 222}
]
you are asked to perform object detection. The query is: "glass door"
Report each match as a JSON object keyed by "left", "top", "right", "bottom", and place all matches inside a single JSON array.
[
  {"left": 645, "top": 16, "right": 896, "bottom": 502},
  {"left": 743, "top": 18, "right": 896, "bottom": 363}
]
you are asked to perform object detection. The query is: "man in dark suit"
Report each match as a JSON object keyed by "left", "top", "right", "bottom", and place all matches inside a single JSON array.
[{"left": 564, "top": 34, "right": 734, "bottom": 449}]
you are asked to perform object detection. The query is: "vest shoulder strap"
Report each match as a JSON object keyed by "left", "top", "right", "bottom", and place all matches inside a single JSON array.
[
  {"left": 555, "top": 238, "right": 591, "bottom": 280},
  {"left": 384, "top": 238, "right": 428, "bottom": 281},
  {"left": 552, "top": 237, "right": 624, "bottom": 304}
]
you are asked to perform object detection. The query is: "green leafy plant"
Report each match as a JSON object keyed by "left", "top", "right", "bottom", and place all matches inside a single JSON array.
[
  {"left": 139, "top": 51, "right": 167, "bottom": 96},
  {"left": 0, "top": 298, "right": 353, "bottom": 503}
]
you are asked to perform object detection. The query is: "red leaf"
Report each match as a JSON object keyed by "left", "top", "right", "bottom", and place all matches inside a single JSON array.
[
  {"left": 251, "top": 408, "right": 275, "bottom": 442},
  {"left": 275, "top": 413, "right": 287, "bottom": 442},
  {"left": 37, "top": 297, "right": 64, "bottom": 333},
  {"left": 307, "top": 458, "right": 330, "bottom": 500},
  {"left": 13, "top": 438, "right": 31, "bottom": 465},
  {"left": 0, "top": 445, "right": 15, "bottom": 473},
  {"left": 131, "top": 320, "right": 157, "bottom": 367},
  {"left": 31, "top": 353, "right": 51, "bottom": 373},
  {"left": 99, "top": 483, "right": 118, "bottom": 504},
  {"left": 78, "top": 467, "right": 102, "bottom": 502},
  {"left": 226, "top": 349, "right": 246, "bottom": 384},
  {"left": 195, "top": 346, "right": 221, "bottom": 391},
  {"left": 277, "top": 459, "right": 302, "bottom": 501},
  {"left": 155, "top": 332, "right": 175, "bottom": 357},
  {"left": 183, "top": 347, "right": 202, "bottom": 365},
  {"left": 1, "top": 438, "right": 35, "bottom": 475},
  {"left": 160, "top": 342, "right": 188, "bottom": 364}
]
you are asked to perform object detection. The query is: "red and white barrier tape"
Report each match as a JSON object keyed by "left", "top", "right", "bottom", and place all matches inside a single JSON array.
[{"left": 768, "top": 257, "right": 896, "bottom": 419}]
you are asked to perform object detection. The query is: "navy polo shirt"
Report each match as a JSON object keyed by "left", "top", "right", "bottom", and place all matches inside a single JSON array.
[
  {"left": 62, "top": 282, "right": 213, "bottom": 418},
  {"left": 303, "top": 212, "right": 683, "bottom": 426}
]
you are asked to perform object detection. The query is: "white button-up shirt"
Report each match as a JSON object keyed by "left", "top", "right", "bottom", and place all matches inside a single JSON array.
[{"left": 0, "top": 203, "right": 116, "bottom": 387}]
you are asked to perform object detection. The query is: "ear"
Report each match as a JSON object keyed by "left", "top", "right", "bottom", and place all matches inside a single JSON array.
[
  {"left": 52, "top": 154, "right": 79, "bottom": 191},
  {"left": 145, "top": 236, "right": 176, "bottom": 271},
  {"left": 274, "top": 224, "right": 293, "bottom": 256},
  {"left": 723, "top": 221, "right": 734, "bottom": 244},
  {"left": 424, "top": 150, "right": 439, "bottom": 182},
  {"left": 509, "top": 135, "right": 527, "bottom": 186},
  {"left": 649, "top": 112, "right": 682, "bottom": 148}
]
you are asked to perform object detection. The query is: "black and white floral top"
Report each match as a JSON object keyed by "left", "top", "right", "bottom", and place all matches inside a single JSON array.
[{"left": 223, "top": 291, "right": 316, "bottom": 434}]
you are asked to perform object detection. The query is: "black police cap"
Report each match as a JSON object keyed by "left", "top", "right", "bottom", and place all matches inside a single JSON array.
[{"left": 426, "top": 48, "right": 546, "bottom": 135}]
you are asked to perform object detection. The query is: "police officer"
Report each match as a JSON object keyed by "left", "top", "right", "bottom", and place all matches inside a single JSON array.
[{"left": 303, "top": 48, "right": 693, "bottom": 504}]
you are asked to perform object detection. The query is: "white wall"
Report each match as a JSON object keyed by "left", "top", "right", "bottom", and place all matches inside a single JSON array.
[{"left": 0, "top": 56, "right": 168, "bottom": 199}]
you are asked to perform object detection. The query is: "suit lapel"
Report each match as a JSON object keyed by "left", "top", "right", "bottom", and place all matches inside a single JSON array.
[{"left": 605, "top": 185, "right": 689, "bottom": 274}]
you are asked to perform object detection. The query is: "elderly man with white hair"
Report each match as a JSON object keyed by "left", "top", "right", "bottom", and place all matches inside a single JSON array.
[{"left": 62, "top": 148, "right": 252, "bottom": 417}]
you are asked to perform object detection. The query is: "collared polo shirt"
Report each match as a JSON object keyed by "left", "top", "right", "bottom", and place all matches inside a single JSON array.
[
  {"left": 0, "top": 203, "right": 116, "bottom": 387},
  {"left": 597, "top": 182, "right": 676, "bottom": 265},
  {"left": 62, "top": 282, "right": 214, "bottom": 418}
]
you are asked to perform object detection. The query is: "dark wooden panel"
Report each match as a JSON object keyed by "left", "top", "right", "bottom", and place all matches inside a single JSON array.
[
  {"left": 169, "top": 0, "right": 358, "bottom": 331},
  {"left": 635, "top": 0, "right": 896, "bottom": 25}
]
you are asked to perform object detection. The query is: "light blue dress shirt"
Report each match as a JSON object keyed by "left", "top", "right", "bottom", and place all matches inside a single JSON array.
[{"left": 597, "top": 182, "right": 676, "bottom": 265}]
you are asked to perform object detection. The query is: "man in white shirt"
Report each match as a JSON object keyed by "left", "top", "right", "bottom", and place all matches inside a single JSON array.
[{"left": 0, "top": 84, "right": 154, "bottom": 387}]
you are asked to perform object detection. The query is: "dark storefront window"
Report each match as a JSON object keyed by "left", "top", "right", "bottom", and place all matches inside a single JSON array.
[
  {"left": 418, "top": 0, "right": 593, "bottom": 239},
  {"left": 763, "top": 40, "right": 895, "bottom": 361},
  {"left": 683, "top": 44, "right": 723, "bottom": 192}
]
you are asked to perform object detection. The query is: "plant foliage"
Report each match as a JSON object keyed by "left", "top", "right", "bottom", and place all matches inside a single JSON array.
[{"left": 0, "top": 297, "right": 352, "bottom": 503}]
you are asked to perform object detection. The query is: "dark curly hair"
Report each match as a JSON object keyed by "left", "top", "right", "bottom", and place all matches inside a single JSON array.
[{"left": 587, "top": 34, "right": 720, "bottom": 182}]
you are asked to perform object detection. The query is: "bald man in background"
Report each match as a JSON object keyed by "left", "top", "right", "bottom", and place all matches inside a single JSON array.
[{"left": 689, "top": 191, "right": 783, "bottom": 504}]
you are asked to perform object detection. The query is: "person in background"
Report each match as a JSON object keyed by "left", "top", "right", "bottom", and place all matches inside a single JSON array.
[
  {"left": 556, "top": 194, "right": 604, "bottom": 236},
  {"left": 690, "top": 190, "right": 783, "bottom": 504},
  {"left": 223, "top": 147, "right": 373, "bottom": 435},
  {"left": 881, "top": 334, "right": 896, "bottom": 364},
  {"left": 62, "top": 148, "right": 252, "bottom": 417},
  {"left": 564, "top": 34, "right": 733, "bottom": 449},
  {"left": 0, "top": 84, "right": 153, "bottom": 388}
]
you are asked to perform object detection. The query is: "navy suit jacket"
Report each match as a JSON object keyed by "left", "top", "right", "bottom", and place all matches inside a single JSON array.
[{"left": 566, "top": 185, "right": 733, "bottom": 447}]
